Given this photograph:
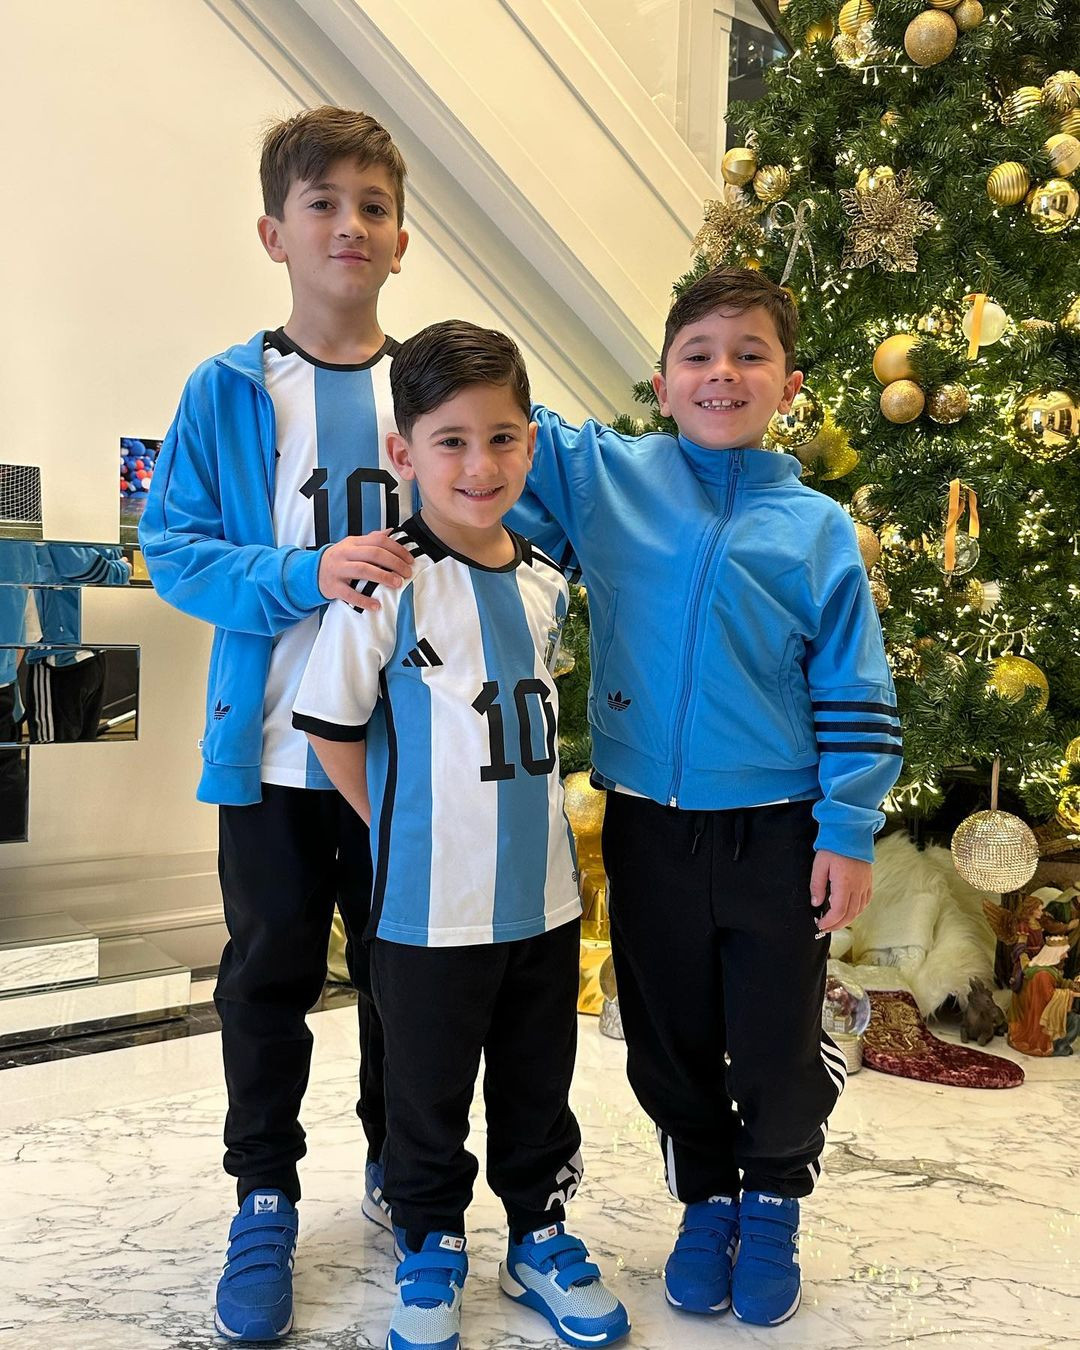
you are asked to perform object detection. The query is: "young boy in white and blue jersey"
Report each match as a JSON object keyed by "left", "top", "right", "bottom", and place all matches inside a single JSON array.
[
  {"left": 509, "top": 267, "right": 903, "bottom": 1328},
  {"left": 293, "top": 321, "right": 630, "bottom": 1350},
  {"left": 140, "top": 107, "right": 417, "bottom": 1342}
]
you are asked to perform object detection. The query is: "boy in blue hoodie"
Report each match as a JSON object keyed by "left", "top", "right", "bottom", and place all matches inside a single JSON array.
[
  {"left": 140, "top": 107, "right": 415, "bottom": 1342},
  {"left": 510, "top": 266, "right": 902, "bottom": 1327}
]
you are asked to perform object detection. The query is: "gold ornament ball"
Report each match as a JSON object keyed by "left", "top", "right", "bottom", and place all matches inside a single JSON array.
[
  {"left": 961, "top": 299, "right": 1008, "bottom": 346},
  {"left": 986, "top": 161, "right": 1031, "bottom": 206},
  {"left": 833, "top": 33, "right": 860, "bottom": 66},
  {"left": 952, "top": 0, "right": 983, "bottom": 30},
  {"left": 851, "top": 484, "right": 886, "bottom": 522},
  {"left": 1065, "top": 735, "right": 1080, "bottom": 766},
  {"left": 1025, "top": 177, "right": 1080, "bottom": 232},
  {"left": 1056, "top": 786, "right": 1080, "bottom": 832},
  {"left": 1013, "top": 389, "right": 1080, "bottom": 462},
  {"left": 873, "top": 333, "right": 919, "bottom": 384},
  {"left": 739, "top": 256, "right": 763, "bottom": 270},
  {"left": 904, "top": 10, "right": 957, "bottom": 66},
  {"left": 805, "top": 16, "right": 835, "bottom": 44},
  {"left": 1020, "top": 317, "right": 1055, "bottom": 332},
  {"left": 961, "top": 576, "right": 985, "bottom": 608},
  {"left": 721, "top": 147, "right": 758, "bottom": 187},
  {"left": 951, "top": 810, "right": 1039, "bottom": 892},
  {"left": 888, "top": 644, "right": 921, "bottom": 679},
  {"left": 1060, "top": 110, "right": 1080, "bottom": 139},
  {"left": 803, "top": 418, "right": 860, "bottom": 480},
  {"left": 926, "top": 0, "right": 961, "bottom": 7},
  {"left": 881, "top": 109, "right": 901, "bottom": 128},
  {"left": 927, "top": 383, "right": 970, "bottom": 424},
  {"left": 856, "top": 164, "right": 895, "bottom": 194},
  {"left": 854, "top": 522, "right": 882, "bottom": 570},
  {"left": 1045, "top": 133, "right": 1080, "bottom": 177},
  {"left": 839, "top": 0, "right": 875, "bottom": 33},
  {"left": 768, "top": 387, "right": 825, "bottom": 448},
  {"left": 1002, "top": 86, "right": 1043, "bottom": 126},
  {"left": 869, "top": 574, "right": 891, "bottom": 611},
  {"left": 562, "top": 771, "right": 607, "bottom": 850},
  {"left": 917, "top": 305, "right": 957, "bottom": 336},
  {"left": 753, "top": 164, "right": 791, "bottom": 203},
  {"left": 1043, "top": 70, "right": 1080, "bottom": 114},
  {"left": 880, "top": 379, "right": 925, "bottom": 424},
  {"left": 988, "top": 655, "right": 1050, "bottom": 713},
  {"left": 1063, "top": 295, "right": 1080, "bottom": 332}
]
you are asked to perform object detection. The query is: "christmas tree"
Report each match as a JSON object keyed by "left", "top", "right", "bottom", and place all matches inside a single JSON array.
[{"left": 588, "top": 0, "right": 1080, "bottom": 868}]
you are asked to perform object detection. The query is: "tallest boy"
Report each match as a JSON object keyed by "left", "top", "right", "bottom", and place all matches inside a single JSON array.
[{"left": 141, "top": 108, "right": 416, "bottom": 1341}]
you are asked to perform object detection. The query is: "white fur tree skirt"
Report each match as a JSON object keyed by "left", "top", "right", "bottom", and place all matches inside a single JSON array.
[{"left": 829, "top": 833, "right": 997, "bottom": 1017}]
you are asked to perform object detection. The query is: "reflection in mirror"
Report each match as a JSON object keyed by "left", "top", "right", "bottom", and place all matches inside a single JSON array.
[
  {"left": 0, "top": 747, "right": 29, "bottom": 843},
  {"left": 120, "top": 437, "right": 161, "bottom": 546},
  {"left": 0, "top": 646, "right": 139, "bottom": 745},
  {"left": 0, "top": 540, "right": 132, "bottom": 587},
  {"left": 0, "top": 464, "right": 44, "bottom": 541}
]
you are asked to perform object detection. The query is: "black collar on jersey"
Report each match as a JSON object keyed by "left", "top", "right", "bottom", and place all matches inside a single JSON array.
[
  {"left": 403, "top": 512, "right": 526, "bottom": 573},
  {"left": 263, "top": 327, "right": 400, "bottom": 371}
]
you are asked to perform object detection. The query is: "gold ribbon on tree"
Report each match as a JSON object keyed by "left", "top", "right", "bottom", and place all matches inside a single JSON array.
[
  {"left": 965, "top": 292, "right": 987, "bottom": 361},
  {"left": 944, "top": 477, "right": 980, "bottom": 575},
  {"left": 767, "top": 199, "right": 818, "bottom": 284}
]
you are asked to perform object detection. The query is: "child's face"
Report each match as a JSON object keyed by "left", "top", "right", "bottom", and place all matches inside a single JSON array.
[
  {"left": 387, "top": 383, "right": 537, "bottom": 550},
  {"left": 652, "top": 305, "right": 803, "bottom": 450},
  {"left": 258, "top": 158, "right": 408, "bottom": 312}
]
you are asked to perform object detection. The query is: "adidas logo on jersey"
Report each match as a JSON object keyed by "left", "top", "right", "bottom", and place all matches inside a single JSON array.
[
  {"left": 401, "top": 638, "right": 443, "bottom": 669},
  {"left": 607, "top": 689, "right": 631, "bottom": 712},
  {"left": 213, "top": 700, "right": 231, "bottom": 720}
]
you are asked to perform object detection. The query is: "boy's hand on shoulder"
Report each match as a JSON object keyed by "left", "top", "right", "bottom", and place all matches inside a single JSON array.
[
  {"left": 318, "top": 530, "right": 414, "bottom": 609},
  {"left": 810, "top": 850, "right": 873, "bottom": 934}
]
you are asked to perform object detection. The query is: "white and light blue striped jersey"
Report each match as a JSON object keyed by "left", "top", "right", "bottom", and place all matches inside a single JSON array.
[
  {"left": 261, "top": 329, "right": 413, "bottom": 789},
  {"left": 292, "top": 514, "right": 581, "bottom": 948}
]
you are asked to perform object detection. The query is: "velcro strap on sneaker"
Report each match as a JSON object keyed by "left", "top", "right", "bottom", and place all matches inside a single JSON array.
[{"left": 397, "top": 1248, "right": 468, "bottom": 1296}]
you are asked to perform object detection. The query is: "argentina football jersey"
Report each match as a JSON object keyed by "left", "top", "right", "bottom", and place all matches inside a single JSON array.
[
  {"left": 293, "top": 515, "right": 581, "bottom": 947},
  {"left": 260, "top": 329, "right": 416, "bottom": 789}
]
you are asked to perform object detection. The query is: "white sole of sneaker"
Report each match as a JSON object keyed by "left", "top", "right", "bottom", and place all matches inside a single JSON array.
[
  {"left": 361, "top": 1193, "right": 394, "bottom": 1234},
  {"left": 664, "top": 1287, "right": 730, "bottom": 1313},
  {"left": 732, "top": 1286, "right": 802, "bottom": 1326},
  {"left": 214, "top": 1308, "right": 294, "bottom": 1340}
]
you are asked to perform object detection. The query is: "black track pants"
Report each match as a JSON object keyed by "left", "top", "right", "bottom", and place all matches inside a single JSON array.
[
  {"left": 216, "top": 784, "right": 385, "bottom": 1204},
  {"left": 602, "top": 794, "right": 845, "bottom": 1201},
  {"left": 370, "top": 920, "right": 583, "bottom": 1242}
]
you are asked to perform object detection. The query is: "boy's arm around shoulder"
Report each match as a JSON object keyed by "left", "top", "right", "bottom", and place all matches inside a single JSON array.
[
  {"left": 507, "top": 405, "right": 614, "bottom": 575},
  {"left": 139, "top": 365, "right": 326, "bottom": 636},
  {"left": 804, "top": 507, "right": 902, "bottom": 870}
]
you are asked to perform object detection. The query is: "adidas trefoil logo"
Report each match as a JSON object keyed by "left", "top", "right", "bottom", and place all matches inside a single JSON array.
[
  {"left": 607, "top": 689, "right": 631, "bottom": 712},
  {"left": 213, "top": 699, "right": 231, "bottom": 721},
  {"left": 253, "top": 1194, "right": 279, "bottom": 1214},
  {"left": 402, "top": 637, "right": 443, "bottom": 669}
]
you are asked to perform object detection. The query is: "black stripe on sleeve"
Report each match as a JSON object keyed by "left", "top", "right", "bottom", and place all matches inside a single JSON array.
[
  {"left": 816, "top": 741, "right": 903, "bottom": 756},
  {"left": 292, "top": 712, "right": 367, "bottom": 741},
  {"left": 815, "top": 720, "right": 903, "bottom": 738},
  {"left": 812, "top": 700, "right": 898, "bottom": 716}
]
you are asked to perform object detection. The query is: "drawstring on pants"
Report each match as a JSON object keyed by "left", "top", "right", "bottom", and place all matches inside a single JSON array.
[
  {"left": 690, "top": 814, "right": 706, "bottom": 856},
  {"left": 733, "top": 811, "right": 746, "bottom": 863}
]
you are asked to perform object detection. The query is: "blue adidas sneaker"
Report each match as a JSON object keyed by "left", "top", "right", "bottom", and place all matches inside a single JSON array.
[
  {"left": 362, "top": 1160, "right": 394, "bottom": 1234},
  {"left": 731, "top": 1192, "right": 801, "bottom": 1326},
  {"left": 499, "top": 1223, "right": 630, "bottom": 1348},
  {"left": 386, "top": 1229, "right": 468, "bottom": 1350},
  {"left": 663, "top": 1194, "right": 738, "bottom": 1314},
  {"left": 214, "top": 1189, "right": 298, "bottom": 1341}
]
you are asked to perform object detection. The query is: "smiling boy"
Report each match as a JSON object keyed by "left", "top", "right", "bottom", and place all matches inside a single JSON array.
[
  {"left": 510, "top": 267, "right": 902, "bottom": 1326},
  {"left": 293, "top": 320, "right": 630, "bottom": 1350},
  {"left": 140, "top": 107, "right": 417, "bottom": 1341}
]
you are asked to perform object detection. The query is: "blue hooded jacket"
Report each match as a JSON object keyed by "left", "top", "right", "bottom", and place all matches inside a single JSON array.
[
  {"left": 508, "top": 408, "right": 902, "bottom": 862},
  {"left": 139, "top": 334, "right": 329, "bottom": 804}
]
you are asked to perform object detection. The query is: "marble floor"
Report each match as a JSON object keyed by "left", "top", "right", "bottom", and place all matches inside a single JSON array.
[{"left": 1, "top": 1005, "right": 1078, "bottom": 1350}]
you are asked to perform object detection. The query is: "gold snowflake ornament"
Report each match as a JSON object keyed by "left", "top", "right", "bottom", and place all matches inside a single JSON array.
[
  {"left": 839, "top": 170, "right": 936, "bottom": 272},
  {"left": 694, "top": 191, "right": 766, "bottom": 266}
]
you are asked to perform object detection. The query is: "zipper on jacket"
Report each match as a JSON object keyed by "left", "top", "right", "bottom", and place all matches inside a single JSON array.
[{"left": 667, "top": 451, "right": 741, "bottom": 807}]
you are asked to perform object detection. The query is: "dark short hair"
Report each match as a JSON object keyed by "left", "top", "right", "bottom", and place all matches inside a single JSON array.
[
  {"left": 661, "top": 266, "right": 798, "bottom": 373},
  {"left": 260, "top": 106, "right": 407, "bottom": 224},
  {"left": 391, "top": 321, "right": 531, "bottom": 438}
]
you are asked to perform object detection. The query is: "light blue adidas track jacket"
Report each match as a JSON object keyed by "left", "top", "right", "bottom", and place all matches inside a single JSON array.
[
  {"left": 139, "top": 333, "right": 329, "bottom": 805},
  {"left": 508, "top": 408, "right": 903, "bottom": 863}
]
